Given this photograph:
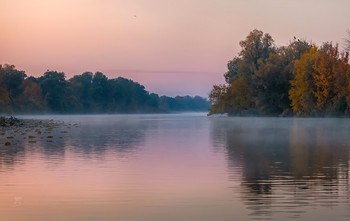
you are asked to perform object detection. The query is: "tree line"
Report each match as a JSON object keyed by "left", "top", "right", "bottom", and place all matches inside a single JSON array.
[
  {"left": 0, "top": 65, "right": 210, "bottom": 114},
  {"left": 209, "top": 29, "right": 350, "bottom": 117}
]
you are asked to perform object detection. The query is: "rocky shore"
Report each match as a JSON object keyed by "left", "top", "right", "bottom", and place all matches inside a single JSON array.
[
  {"left": 0, "top": 116, "right": 78, "bottom": 146},
  {"left": 0, "top": 116, "right": 21, "bottom": 127}
]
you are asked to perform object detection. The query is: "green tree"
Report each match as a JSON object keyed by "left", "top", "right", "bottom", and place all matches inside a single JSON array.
[
  {"left": 224, "top": 57, "right": 242, "bottom": 83},
  {"left": 0, "top": 64, "right": 26, "bottom": 104},
  {"left": 254, "top": 40, "right": 313, "bottom": 115},
  {"left": 39, "top": 71, "right": 67, "bottom": 112},
  {"left": 210, "top": 29, "right": 276, "bottom": 115},
  {"left": 239, "top": 29, "right": 275, "bottom": 74},
  {"left": 254, "top": 53, "right": 291, "bottom": 114},
  {"left": 91, "top": 72, "right": 109, "bottom": 110},
  {"left": 69, "top": 72, "right": 94, "bottom": 111}
]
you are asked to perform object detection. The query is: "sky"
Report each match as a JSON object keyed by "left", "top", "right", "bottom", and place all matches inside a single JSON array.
[{"left": 1, "top": 0, "right": 350, "bottom": 97}]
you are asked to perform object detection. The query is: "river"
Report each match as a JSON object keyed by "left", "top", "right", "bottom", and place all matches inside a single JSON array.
[{"left": 1, "top": 113, "right": 350, "bottom": 220}]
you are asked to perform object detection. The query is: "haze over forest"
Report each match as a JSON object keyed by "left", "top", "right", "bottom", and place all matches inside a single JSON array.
[{"left": 0, "top": 65, "right": 211, "bottom": 114}]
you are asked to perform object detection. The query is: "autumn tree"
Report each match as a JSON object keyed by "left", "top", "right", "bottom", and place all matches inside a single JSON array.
[
  {"left": 289, "top": 47, "right": 319, "bottom": 116},
  {"left": 226, "top": 78, "right": 252, "bottom": 114},
  {"left": 289, "top": 43, "right": 350, "bottom": 116},
  {"left": 239, "top": 29, "right": 275, "bottom": 74},
  {"left": 210, "top": 29, "right": 276, "bottom": 115},
  {"left": 210, "top": 30, "right": 313, "bottom": 116},
  {"left": 208, "top": 84, "right": 230, "bottom": 115},
  {"left": 313, "top": 43, "right": 350, "bottom": 114},
  {"left": 17, "top": 80, "right": 43, "bottom": 111},
  {"left": 253, "top": 39, "right": 313, "bottom": 115},
  {"left": 224, "top": 29, "right": 275, "bottom": 85}
]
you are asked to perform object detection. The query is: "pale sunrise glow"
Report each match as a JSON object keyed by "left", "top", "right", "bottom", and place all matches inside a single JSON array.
[{"left": 1, "top": 0, "right": 350, "bottom": 96}]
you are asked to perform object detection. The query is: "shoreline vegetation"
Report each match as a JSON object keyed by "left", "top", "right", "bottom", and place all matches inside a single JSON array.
[
  {"left": 0, "top": 65, "right": 210, "bottom": 115},
  {"left": 3, "top": 29, "right": 350, "bottom": 118},
  {"left": 209, "top": 29, "right": 350, "bottom": 117}
]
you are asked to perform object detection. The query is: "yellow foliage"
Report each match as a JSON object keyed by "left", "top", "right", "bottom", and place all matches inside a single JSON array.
[
  {"left": 313, "top": 45, "right": 338, "bottom": 109},
  {"left": 18, "top": 80, "right": 43, "bottom": 104},
  {"left": 289, "top": 44, "right": 350, "bottom": 115},
  {"left": 228, "top": 78, "right": 252, "bottom": 113},
  {"left": 289, "top": 47, "right": 319, "bottom": 116}
]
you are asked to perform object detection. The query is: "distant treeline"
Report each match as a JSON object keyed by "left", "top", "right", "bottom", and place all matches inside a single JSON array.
[
  {"left": 209, "top": 29, "right": 350, "bottom": 117},
  {"left": 0, "top": 65, "right": 210, "bottom": 114}
]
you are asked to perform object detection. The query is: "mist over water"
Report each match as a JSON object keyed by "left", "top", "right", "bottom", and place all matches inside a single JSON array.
[
  {"left": 211, "top": 117, "right": 350, "bottom": 220},
  {"left": 1, "top": 114, "right": 350, "bottom": 220}
]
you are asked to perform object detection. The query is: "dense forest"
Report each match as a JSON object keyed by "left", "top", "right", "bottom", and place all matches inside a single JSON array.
[
  {"left": 209, "top": 29, "right": 350, "bottom": 117},
  {"left": 0, "top": 65, "right": 210, "bottom": 114}
]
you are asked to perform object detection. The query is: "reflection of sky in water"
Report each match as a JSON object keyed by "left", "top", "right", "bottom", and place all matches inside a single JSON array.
[{"left": 0, "top": 114, "right": 350, "bottom": 220}]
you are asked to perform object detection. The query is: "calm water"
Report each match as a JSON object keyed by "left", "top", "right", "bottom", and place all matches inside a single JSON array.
[{"left": 1, "top": 113, "right": 350, "bottom": 221}]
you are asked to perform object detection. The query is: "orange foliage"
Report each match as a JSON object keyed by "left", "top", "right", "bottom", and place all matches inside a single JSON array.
[
  {"left": 289, "top": 47, "right": 319, "bottom": 116},
  {"left": 289, "top": 44, "right": 350, "bottom": 116},
  {"left": 18, "top": 80, "right": 43, "bottom": 105},
  {"left": 313, "top": 44, "right": 350, "bottom": 112}
]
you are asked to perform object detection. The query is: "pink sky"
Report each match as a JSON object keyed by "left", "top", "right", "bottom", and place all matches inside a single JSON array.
[{"left": 1, "top": 0, "right": 350, "bottom": 97}]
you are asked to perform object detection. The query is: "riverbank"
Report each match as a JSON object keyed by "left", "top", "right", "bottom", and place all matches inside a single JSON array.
[{"left": 0, "top": 116, "right": 77, "bottom": 146}]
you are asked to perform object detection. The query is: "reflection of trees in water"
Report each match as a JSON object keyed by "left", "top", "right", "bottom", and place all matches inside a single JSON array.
[
  {"left": 0, "top": 140, "right": 26, "bottom": 172},
  {"left": 0, "top": 117, "right": 155, "bottom": 170},
  {"left": 210, "top": 118, "right": 350, "bottom": 218},
  {"left": 289, "top": 121, "right": 349, "bottom": 180}
]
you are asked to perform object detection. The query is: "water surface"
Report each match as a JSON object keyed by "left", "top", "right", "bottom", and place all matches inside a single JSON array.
[{"left": 1, "top": 114, "right": 350, "bottom": 220}]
